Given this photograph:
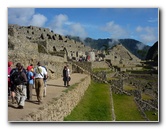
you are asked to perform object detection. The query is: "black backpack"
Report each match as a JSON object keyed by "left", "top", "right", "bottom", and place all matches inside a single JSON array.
[{"left": 11, "top": 71, "right": 24, "bottom": 85}]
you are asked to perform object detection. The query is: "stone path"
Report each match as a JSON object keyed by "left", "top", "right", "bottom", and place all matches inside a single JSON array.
[{"left": 8, "top": 73, "right": 88, "bottom": 121}]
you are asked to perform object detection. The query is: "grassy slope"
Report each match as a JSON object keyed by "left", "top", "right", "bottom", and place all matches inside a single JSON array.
[
  {"left": 64, "top": 81, "right": 112, "bottom": 121},
  {"left": 113, "top": 93, "right": 145, "bottom": 121}
]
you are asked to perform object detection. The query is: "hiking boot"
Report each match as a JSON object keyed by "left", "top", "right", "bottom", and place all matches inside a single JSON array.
[
  {"left": 12, "top": 98, "right": 16, "bottom": 104},
  {"left": 17, "top": 105, "right": 24, "bottom": 109}
]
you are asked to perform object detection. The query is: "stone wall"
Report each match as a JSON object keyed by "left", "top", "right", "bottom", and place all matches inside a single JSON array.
[
  {"left": 71, "top": 61, "right": 92, "bottom": 74},
  {"left": 8, "top": 49, "right": 68, "bottom": 80},
  {"left": 22, "top": 75, "right": 91, "bottom": 121},
  {"left": 8, "top": 24, "right": 91, "bottom": 61},
  {"left": 91, "top": 61, "right": 110, "bottom": 69}
]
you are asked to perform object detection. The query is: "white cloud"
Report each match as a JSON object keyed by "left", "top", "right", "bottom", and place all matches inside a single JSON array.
[
  {"left": 136, "top": 26, "right": 143, "bottom": 32},
  {"left": 102, "top": 21, "right": 128, "bottom": 38},
  {"left": 29, "top": 14, "right": 47, "bottom": 27},
  {"left": 49, "top": 14, "right": 68, "bottom": 35},
  {"left": 135, "top": 26, "right": 157, "bottom": 44},
  {"left": 8, "top": 8, "right": 47, "bottom": 27},
  {"left": 148, "top": 18, "right": 158, "bottom": 23},
  {"left": 48, "top": 14, "right": 87, "bottom": 39},
  {"left": 8, "top": 8, "right": 35, "bottom": 25},
  {"left": 69, "top": 23, "right": 87, "bottom": 38}
]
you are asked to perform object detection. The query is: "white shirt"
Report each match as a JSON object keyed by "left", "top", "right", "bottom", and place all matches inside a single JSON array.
[
  {"left": 67, "top": 68, "right": 70, "bottom": 77},
  {"left": 34, "top": 66, "right": 47, "bottom": 78}
]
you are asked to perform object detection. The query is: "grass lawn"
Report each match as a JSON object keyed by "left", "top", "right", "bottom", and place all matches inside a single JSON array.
[
  {"left": 144, "top": 110, "right": 158, "bottom": 121},
  {"left": 64, "top": 81, "right": 112, "bottom": 121},
  {"left": 113, "top": 93, "right": 145, "bottom": 121}
]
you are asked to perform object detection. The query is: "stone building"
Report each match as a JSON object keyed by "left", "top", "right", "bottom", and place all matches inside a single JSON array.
[
  {"left": 8, "top": 24, "right": 91, "bottom": 61},
  {"left": 105, "top": 44, "right": 142, "bottom": 71},
  {"left": 8, "top": 24, "right": 91, "bottom": 79}
]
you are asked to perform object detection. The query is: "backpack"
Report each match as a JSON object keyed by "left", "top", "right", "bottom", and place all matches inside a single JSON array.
[
  {"left": 42, "top": 66, "right": 48, "bottom": 80},
  {"left": 11, "top": 71, "right": 24, "bottom": 85}
]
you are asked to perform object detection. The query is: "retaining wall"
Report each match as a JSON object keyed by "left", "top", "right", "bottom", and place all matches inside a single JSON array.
[{"left": 22, "top": 75, "right": 91, "bottom": 121}]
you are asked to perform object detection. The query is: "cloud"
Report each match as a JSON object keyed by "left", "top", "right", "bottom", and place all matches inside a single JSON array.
[
  {"left": 135, "top": 26, "right": 157, "bottom": 44},
  {"left": 8, "top": 8, "right": 35, "bottom": 25},
  {"left": 48, "top": 14, "right": 87, "bottom": 39},
  {"left": 148, "top": 18, "right": 158, "bottom": 23},
  {"left": 136, "top": 26, "right": 143, "bottom": 32},
  {"left": 8, "top": 8, "right": 47, "bottom": 27},
  {"left": 29, "top": 14, "right": 47, "bottom": 27},
  {"left": 48, "top": 14, "right": 68, "bottom": 35},
  {"left": 69, "top": 23, "right": 87, "bottom": 38},
  {"left": 101, "top": 21, "right": 128, "bottom": 38}
]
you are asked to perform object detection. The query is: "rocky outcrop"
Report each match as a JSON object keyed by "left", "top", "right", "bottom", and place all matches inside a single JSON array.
[{"left": 146, "top": 41, "right": 158, "bottom": 62}]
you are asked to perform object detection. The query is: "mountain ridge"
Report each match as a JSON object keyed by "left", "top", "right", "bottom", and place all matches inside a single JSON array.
[{"left": 67, "top": 35, "right": 153, "bottom": 60}]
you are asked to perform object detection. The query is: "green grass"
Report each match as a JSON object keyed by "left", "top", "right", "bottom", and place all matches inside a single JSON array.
[
  {"left": 92, "top": 68, "right": 112, "bottom": 73},
  {"left": 64, "top": 81, "right": 112, "bottom": 121},
  {"left": 144, "top": 110, "right": 158, "bottom": 121},
  {"left": 113, "top": 93, "right": 145, "bottom": 121},
  {"left": 123, "top": 85, "right": 137, "bottom": 91},
  {"left": 141, "top": 93, "right": 153, "bottom": 100}
]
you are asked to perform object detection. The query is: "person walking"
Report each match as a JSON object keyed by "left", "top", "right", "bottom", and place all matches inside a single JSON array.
[
  {"left": 10, "top": 63, "right": 27, "bottom": 109},
  {"left": 34, "top": 61, "right": 47, "bottom": 105},
  {"left": 26, "top": 65, "right": 34, "bottom": 101}
]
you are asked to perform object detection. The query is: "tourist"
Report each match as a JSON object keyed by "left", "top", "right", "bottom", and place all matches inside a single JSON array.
[
  {"left": 9, "top": 63, "right": 19, "bottom": 104},
  {"left": 10, "top": 63, "right": 28, "bottom": 109},
  {"left": 8, "top": 61, "right": 13, "bottom": 96},
  {"left": 66, "top": 65, "right": 71, "bottom": 86},
  {"left": 34, "top": 61, "right": 47, "bottom": 105},
  {"left": 26, "top": 65, "right": 34, "bottom": 101},
  {"left": 42, "top": 65, "right": 48, "bottom": 97},
  {"left": 63, "top": 65, "right": 71, "bottom": 87}
]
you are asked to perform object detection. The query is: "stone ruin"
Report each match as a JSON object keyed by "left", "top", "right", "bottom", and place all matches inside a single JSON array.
[
  {"left": 8, "top": 24, "right": 92, "bottom": 79},
  {"left": 8, "top": 24, "right": 91, "bottom": 59},
  {"left": 105, "top": 44, "right": 142, "bottom": 71},
  {"left": 110, "top": 72, "right": 158, "bottom": 113}
]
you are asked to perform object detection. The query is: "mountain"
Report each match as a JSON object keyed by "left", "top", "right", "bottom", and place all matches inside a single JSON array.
[
  {"left": 146, "top": 41, "right": 158, "bottom": 62},
  {"left": 67, "top": 36, "right": 151, "bottom": 60}
]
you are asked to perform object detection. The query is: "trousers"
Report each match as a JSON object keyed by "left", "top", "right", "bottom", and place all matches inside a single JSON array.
[
  {"left": 15, "top": 85, "right": 27, "bottom": 107},
  {"left": 35, "top": 78, "right": 44, "bottom": 102}
]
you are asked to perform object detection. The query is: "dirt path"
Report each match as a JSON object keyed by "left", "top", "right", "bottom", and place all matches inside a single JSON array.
[{"left": 8, "top": 73, "right": 88, "bottom": 121}]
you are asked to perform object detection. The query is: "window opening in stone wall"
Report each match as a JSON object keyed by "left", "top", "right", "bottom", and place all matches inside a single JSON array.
[{"left": 53, "top": 46, "right": 57, "bottom": 51}]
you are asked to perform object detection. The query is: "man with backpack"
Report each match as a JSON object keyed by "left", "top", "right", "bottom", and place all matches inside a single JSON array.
[
  {"left": 34, "top": 61, "right": 47, "bottom": 105},
  {"left": 10, "top": 63, "right": 27, "bottom": 109}
]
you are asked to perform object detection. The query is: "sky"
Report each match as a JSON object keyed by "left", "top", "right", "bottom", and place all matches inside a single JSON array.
[{"left": 8, "top": 8, "right": 158, "bottom": 46}]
